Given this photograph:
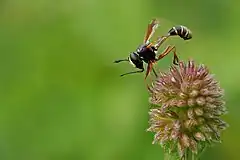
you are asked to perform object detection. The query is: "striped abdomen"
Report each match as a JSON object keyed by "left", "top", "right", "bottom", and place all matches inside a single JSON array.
[{"left": 168, "top": 25, "right": 192, "bottom": 40}]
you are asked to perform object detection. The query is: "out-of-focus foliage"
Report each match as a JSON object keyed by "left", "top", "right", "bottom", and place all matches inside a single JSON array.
[{"left": 0, "top": 0, "right": 237, "bottom": 160}]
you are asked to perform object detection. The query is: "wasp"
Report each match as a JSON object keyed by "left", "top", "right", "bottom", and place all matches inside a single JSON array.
[{"left": 114, "top": 19, "right": 192, "bottom": 79}]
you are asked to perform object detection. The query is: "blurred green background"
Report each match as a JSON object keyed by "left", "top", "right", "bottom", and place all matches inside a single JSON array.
[{"left": 0, "top": 0, "right": 237, "bottom": 159}]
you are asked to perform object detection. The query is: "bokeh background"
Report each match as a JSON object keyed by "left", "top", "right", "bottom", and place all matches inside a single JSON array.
[{"left": 0, "top": 0, "right": 237, "bottom": 159}]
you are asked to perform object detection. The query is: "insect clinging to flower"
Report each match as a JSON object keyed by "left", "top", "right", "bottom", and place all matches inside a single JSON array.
[{"left": 114, "top": 18, "right": 192, "bottom": 79}]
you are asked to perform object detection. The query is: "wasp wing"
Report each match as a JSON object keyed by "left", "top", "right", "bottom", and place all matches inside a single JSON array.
[{"left": 143, "top": 19, "right": 159, "bottom": 44}]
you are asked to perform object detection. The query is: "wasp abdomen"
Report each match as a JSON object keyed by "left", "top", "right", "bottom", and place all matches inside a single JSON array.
[{"left": 168, "top": 25, "right": 192, "bottom": 40}]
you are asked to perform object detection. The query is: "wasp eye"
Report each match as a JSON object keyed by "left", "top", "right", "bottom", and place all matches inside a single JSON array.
[
  {"left": 130, "top": 52, "right": 139, "bottom": 61},
  {"left": 129, "top": 52, "right": 143, "bottom": 69}
]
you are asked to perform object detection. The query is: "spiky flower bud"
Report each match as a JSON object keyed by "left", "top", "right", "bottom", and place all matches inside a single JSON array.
[{"left": 147, "top": 60, "right": 228, "bottom": 159}]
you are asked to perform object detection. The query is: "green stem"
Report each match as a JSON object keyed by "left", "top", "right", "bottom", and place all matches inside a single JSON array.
[
  {"left": 186, "top": 149, "right": 197, "bottom": 160},
  {"left": 164, "top": 150, "right": 198, "bottom": 160},
  {"left": 164, "top": 152, "right": 173, "bottom": 160},
  {"left": 191, "top": 152, "right": 195, "bottom": 160}
]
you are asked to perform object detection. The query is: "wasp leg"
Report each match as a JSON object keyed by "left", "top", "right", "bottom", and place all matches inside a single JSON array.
[
  {"left": 156, "top": 45, "right": 179, "bottom": 65},
  {"left": 154, "top": 36, "right": 169, "bottom": 50},
  {"left": 114, "top": 59, "right": 128, "bottom": 63},
  {"left": 145, "top": 61, "right": 154, "bottom": 79},
  {"left": 152, "top": 67, "right": 158, "bottom": 77},
  {"left": 157, "top": 45, "right": 173, "bottom": 60},
  {"left": 120, "top": 69, "right": 144, "bottom": 77},
  {"left": 173, "top": 51, "right": 179, "bottom": 65}
]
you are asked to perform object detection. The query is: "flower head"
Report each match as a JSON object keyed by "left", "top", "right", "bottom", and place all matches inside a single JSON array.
[{"left": 147, "top": 60, "right": 228, "bottom": 159}]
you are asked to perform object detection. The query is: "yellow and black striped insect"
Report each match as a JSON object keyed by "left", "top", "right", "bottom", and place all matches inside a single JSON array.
[
  {"left": 168, "top": 25, "right": 192, "bottom": 40},
  {"left": 114, "top": 19, "right": 192, "bottom": 78}
]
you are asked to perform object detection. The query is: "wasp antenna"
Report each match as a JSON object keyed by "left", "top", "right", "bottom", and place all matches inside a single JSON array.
[{"left": 114, "top": 59, "right": 128, "bottom": 63}]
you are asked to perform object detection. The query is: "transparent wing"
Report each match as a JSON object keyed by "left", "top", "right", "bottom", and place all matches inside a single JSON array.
[{"left": 143, "top": 18, "right": 159, "bottom": 44}]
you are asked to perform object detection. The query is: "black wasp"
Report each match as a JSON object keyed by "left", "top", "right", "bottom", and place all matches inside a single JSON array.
[{"left": 114, "top": 19, "right": 192, "bottom": 79}]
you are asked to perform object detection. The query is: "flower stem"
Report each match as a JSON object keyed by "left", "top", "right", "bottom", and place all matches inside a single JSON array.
[
  {"left": 164, "top": 152, "right": 174, "bottom": 160},
  {"left": 164, "top": 150, "right": 197, "bottom": 160},
  {"left": 186, "top": 149, "right": 197, "bottom": 160}
]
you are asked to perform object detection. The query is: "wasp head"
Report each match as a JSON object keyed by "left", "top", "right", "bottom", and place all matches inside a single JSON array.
[{"left": 129, "top": 52, "right": 144, "bottom": 69}]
